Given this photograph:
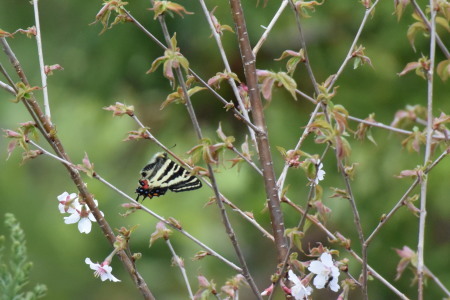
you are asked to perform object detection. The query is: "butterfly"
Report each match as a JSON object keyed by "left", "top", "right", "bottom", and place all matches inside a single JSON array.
[{"left": 135, "top": 152, "right": 202, "bottom": 201}]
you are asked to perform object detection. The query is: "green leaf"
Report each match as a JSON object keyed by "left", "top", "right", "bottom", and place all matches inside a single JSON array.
[
  {"left": 276, "top": 72, "right": 297, "bottom": 100},
  {"left": 13, "top": 82, "right": 40, "bottom": 103},
  {"left": 436, "top": 16, "right": 450, "bottom": 32},
  {"left": 275, "top": 49, "right": 305, "bottom": 75},
  {"left": 393, "top": 0, "right": 410, "bottom": 21},
  {"left": 293, "top": 0, "right": 324, "bottom": 18},
  {"left": 437, "top": 59, "right": 450, "bottom": 81},
  {"left": 150, "top": 1, "right": 193, "bottom": 19},
  {"left": 91, "top": 0, "right": 129, "bottom": 34},
  {"left": 146, "top": 56, "right": 167, "bottom": 74},
  {"left": 406, "top": 20, "right": 427, "bottom": 50},
  {"left": 285, "top": 228, "right": 304, "bottom": 251}
]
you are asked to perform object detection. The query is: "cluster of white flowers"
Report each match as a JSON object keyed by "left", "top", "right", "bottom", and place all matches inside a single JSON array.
[
  {"left": 57, "top": 192, "right": 119, "bottom": 282},
  {"left": 308, "top": 252, "right": 340, "bottom": 292},
  {"left": 262, "top": 252, "right": 340, "bottom": 299},
  {"left": 57, "top": 192, "right": 100, "bottom": 234}
]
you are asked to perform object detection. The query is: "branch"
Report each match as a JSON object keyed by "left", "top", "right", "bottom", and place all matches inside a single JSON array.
[
  {"left": 327, "top": 0, "right": 380, "bottom": 90},
  {"left": 1, "top": 37, "right": 155, "bottom": 300},
  {"left": 165, "top": 240, "right": 194, "bottom": 299},
  {"left": 32, "top": 0, "right": 51, "bottom": 118},
  {"left": 276, "top": 102, "right": 321, "bottom": 196},
  {"left": 295, "top": 86, "right": 449, "bottom": 140},
  {"left": 228, "top": 0, "right": 288, "bottom": 263},
  {"left": 417, "top": 1, "right": 437, "bottom": 297},
  {"left": 0, "top": 79, "right": 15, "bottom": 95},
  {"left": 287, "top": 0, "right": 319, "bottom": 93},
  {"left": 365, "top": 148, "right": 448, "bottom": 246},
  {"left": 253, "top": 0, "right": 289, "bottom": 56},
  {"left": 154, "top": 11, "right": 262, "bottom": 297},
  {"left": 425, "top": 265, "right": 450, "bottom": 297}
]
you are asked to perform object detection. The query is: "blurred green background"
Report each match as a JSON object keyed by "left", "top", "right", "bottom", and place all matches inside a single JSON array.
[{"left": 1, "top": 0, "right": 449, "bottom": 299}]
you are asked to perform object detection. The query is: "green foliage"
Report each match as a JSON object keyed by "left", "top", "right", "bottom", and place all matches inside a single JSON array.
[{"left": 0, "top": 213, "right": 47, "bottom": 300}]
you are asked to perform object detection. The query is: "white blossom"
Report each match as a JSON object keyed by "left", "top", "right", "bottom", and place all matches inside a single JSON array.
[
  {"left": 64, "top": 200, "right": 101, "bottom": 234},
  {"left": 57, "top": 192, "right": 80, "bottom": 214},
  {"left": 288, "top": 270, "right": 313, "bottom": 300},
  {"left": 314, "top": 160, "right": 326, "bottom": 185},
  {"left": 308, "top": 252, "right": 340, "bottom": 292},
  {"left": 85, "top": 258, "right": 120, "bottom": 282}
]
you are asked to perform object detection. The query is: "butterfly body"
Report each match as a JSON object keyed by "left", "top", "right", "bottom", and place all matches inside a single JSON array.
[{"left": 136, "top": 152, "right": 202, "bottom": 201}]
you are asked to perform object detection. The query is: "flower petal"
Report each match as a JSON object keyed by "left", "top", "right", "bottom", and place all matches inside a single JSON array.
[
  {"left": 313, "top": 274, "right": 327, "bottom": 289},
  {"left": 88, "top": 212, "right": 97, "bottom": 222},
  {"left": 85, "top": 258, "right": 99, "bottom": 270},
  {"left": 308, "top": 260, "right": 326, "bottom": 274},
  {"left": 320, "top": 253, "right": 334, "bottom": 267},
  {"left": 106, "top": 271, "right": 121, "bottom": 282},
  {"left": 58, "top": 203, "right": 67, "bottom": 214},
  {"left": 64, "top": 213, "right": 80, "bottom": 224},
  {"left": 331, "top": 265, "right": 340, "bottom": 278},
  {"left": 318, "top": 169, "right": 326, "bottom": 181},
  {"left": 78, "top": 217, "right": 92, "bottom": 234},
  {"left": 57, "top": 192, "right": 69, "bottom": 201},
  {"left": 329, "top": 276, "right": 340, "bottom": 292},
  {"left": 288, "top": 270, "right": 301, "bottom": 285}
]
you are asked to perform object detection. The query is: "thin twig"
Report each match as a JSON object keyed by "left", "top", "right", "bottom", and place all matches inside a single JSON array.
[
  {"left": 276, "top": 102, "right": 321, "bottom": 196},
  {"left": 425, "top": 266, "right": 450, "bottom": 297},
  {"left": 32, "top": 0, "right": 51, "bottom": 118},
  {"left": 327, "top": 0, "right": 380, "bottom": 91},
  {"left": 230, "top": 146, "right": 263, "bottom": 176},
  {"left": 197, "top": 0, "right": 257, "bottom": 148},
  {"left": 269, "top": 144, "right": 329, "bottom": 300},
  {"left": 0, "top": 62, "right": 17, "bottom": 89},
  {"left": 296, "top": 86, "right": 448, "bottom": 140},
  {"left": 283, "top": 2, "right": 369, "bottom": 292},
  {"left": 365, "top": 148, "right": 448, "bottom": 246},
  {"left": 0, "top": 80, "right": 15, "bottom": 95},
  {"left": 418, "top": 1, "right": 437, "bottom": 297},
  {"left": 253, "top": 0, "right": 289, "bottom": 56},
  {"left": 339, "top": 159, "right": 367, "bottom": 299},
  {"left": 165, "top": 239, "right": 194, "bottom": 299},
  {"left": 287, "top": 0, "right": 319, "bottom": 94}
]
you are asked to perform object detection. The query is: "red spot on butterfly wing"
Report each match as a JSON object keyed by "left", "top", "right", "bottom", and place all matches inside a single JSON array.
[{"left": 140, "top": 179, "right": 150, "bottom": 189}]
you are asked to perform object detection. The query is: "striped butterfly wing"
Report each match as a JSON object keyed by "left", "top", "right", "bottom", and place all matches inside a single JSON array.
[{"left": 136, "top": 152, "right": 202, "bottom": 201}]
